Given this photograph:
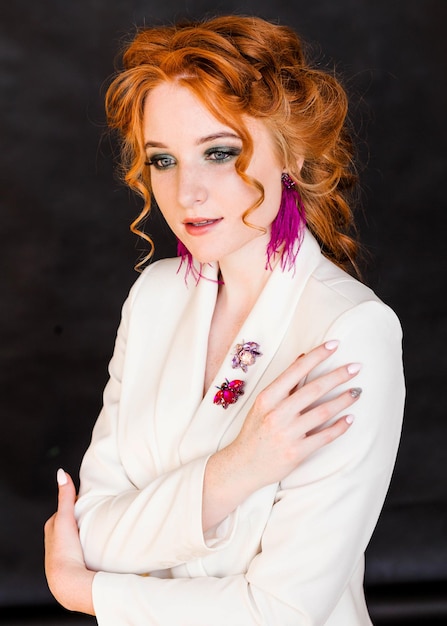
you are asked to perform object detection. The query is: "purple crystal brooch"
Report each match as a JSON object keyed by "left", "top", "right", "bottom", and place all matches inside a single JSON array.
[{"left": 231, "top": 341, "right": 262, "bottom": 373}]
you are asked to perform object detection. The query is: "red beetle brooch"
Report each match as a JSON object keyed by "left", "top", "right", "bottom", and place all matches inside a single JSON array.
[{"left": 213, "top": 379, "right": 245, "bottom": 409}]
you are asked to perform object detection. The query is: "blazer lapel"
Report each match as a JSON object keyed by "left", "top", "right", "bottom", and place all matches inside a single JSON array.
[
  {"left": 150, "top": 262, "right": 220, "bottom": 469},
  {"left": 178, "top": 230, "right": 322, "bottom": 462}
]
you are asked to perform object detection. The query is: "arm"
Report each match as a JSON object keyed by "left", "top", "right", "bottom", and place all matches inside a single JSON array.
[
  {"left": 44, "top": 470, "right": 95, "bottom": 616},
  {"left": 45, "top": 343, "right": 360, "bottom": 619},
  {"left": 90, "top": 301, "right": 404, "bottom": 625},
  {"left": 202, "top": 339, "right": 360, "bottom": 531},
  {"left": 75, "top": 284, "right": 220, "bottom": 573},
  {"left": 76, "top": 273, "right": 358, "bottom": 572},
  {"left": 76, "top": 334, "right": 358, "bottom": 572},
  {"left": 47, "top": 300, "right": 404, "bottom": 625}
]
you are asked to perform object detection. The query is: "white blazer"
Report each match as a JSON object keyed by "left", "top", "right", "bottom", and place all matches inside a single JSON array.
[{"left": 75, "top": 229, "right": 405, "bottom": 625}]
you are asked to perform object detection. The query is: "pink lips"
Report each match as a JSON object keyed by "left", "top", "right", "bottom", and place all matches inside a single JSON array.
[{"left": 183, "top": 217, "right": 222, "bottom": 235}]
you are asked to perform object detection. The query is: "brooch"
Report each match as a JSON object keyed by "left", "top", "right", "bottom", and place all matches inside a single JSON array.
[
  {"left": 231, "top": 341, "right": 262, "bottom": 372},
  {"left": 213, "top": 379, "right": 245, "bottom": 409}
]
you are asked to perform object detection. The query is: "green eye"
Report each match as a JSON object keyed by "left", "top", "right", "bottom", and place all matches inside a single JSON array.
[{"left": 145, "top": 155, "right": 176, "bottom": 170}]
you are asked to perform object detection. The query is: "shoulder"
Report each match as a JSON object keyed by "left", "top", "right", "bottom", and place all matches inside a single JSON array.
[
  {"left": 301, "top": 239, "right": 402, "bottom": 340},
  {"left": 320, "top": 252, "right": 397, "bottom": 306},
  {"left": 299, "top": 229, "right": 393, "bottom": 312},
  {"left": 114, "top": 257, "right": 190, "bottom": 331},
  {"left": 124, "top": 257, "right": 189, "bottom": 309},
  {"left": 311, "top": 254, "right": 379, "bottom": 307}
]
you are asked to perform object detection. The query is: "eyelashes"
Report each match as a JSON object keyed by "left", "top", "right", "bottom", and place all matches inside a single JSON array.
[
  {"left": 204, "top": 146, "right": 241, "bottom": 161},
  {"left": 145, "top": 154, "right": 176, "bottom": 170},
  {"left": 145, "top": 146, "right": 242, "bottom": 170}
]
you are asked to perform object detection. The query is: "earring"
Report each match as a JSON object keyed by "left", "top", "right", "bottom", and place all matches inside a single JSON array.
[
  {"left": 266, "top": 173, "right": 306, "bottom": 271},
  {"left": 177, "top": 239, "right": 197, "bottom": 282},
  {"left": 177, "top": 238, "right": 191, "bottom": 261}
]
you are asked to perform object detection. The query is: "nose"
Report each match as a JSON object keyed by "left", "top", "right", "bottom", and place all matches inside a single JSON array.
[{"left": 175, "top": 164, "right": 208, "bottom": 208}]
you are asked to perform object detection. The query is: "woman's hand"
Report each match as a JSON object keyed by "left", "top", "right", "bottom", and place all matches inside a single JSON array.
[
  {"left": 203, "top": 340, "right": 361, "bottom": 531},
  {"left": 231, "top": 339, "right": 361, "bottom": 487},
  {"left": 44, "top": 469, "right": 96, "bottom": 616}
]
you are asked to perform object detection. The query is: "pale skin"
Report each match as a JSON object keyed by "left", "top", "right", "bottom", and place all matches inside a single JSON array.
[{"left": 44, "top": 82, "right": 361, "bottom": 615}]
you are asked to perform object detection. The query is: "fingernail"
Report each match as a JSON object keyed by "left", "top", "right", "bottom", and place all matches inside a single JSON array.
[
  {"left": 347, "top": 362, "right": 362, "bottom": 375},
  {"left": 345, "top": 414, "right": 355, "bottom": 424},
  {"left": 349, "top": 387, "right": 362, "bottom": 398},
  {"left": 325, "top": 340, "right": 339, "bottom": 351},
  {"left": 57, "top": 468, "right": 68, "bottom": 486}
]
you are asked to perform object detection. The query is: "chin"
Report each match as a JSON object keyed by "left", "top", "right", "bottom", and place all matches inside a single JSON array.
[
  {"left": 193, "top": 255, "right": 219, "bottom": 265},
  {"left": 184, "top": 246, "right": 219, "bottom": 265}
]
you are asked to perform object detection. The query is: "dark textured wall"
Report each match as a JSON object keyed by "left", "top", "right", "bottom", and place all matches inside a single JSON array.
[{"left": 1, "top": 0, "right": 446, "bottom": 611}]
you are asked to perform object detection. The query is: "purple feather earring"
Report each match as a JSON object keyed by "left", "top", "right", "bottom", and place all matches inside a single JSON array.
[
  {"left": 266, "top": 173, "right": 306, "bottom": 271},
  {"left": 177, "top": 239, "right": 198, "bottom": 282},
  {"left": 177, "top": 239, "right": 191, "bottom": 265}
]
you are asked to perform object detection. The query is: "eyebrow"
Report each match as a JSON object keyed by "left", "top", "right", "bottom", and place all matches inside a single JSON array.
[{"left": 144, "top": 132, "right": 241, "bottom": 150}]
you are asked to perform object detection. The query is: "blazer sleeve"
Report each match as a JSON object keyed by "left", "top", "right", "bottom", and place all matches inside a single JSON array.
[
  {"left": 75, "top": 276, "right": 236, "bottom": 574},
  {"left": 88, "top": 299, "right": 405, "bottom": 625}
]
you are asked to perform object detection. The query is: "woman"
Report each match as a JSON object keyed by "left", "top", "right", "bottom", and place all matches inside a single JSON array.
[{"left": 44, "top": 15, "right": 405, "bottom": 625}]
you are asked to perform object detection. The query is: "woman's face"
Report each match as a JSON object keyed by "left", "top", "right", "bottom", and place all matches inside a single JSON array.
[{"left": 143, "top": 82, "right": 284, "bottom": 265}]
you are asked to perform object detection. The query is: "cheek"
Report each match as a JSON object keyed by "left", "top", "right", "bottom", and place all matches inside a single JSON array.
[
  {"left": 152, "top": 198, "right": 179, "bottom": 238},
  {"left": 228, "top": 179, "right": 265, "bottom": 218},
  {"left": 151, "top": 179, "right": 173, "bottom": 218},
  {"left": 250, "top": 178, "right": 283, "bottom": 226}
]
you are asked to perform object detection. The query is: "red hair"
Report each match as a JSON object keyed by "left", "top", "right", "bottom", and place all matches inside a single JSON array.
[{"left": 105, "top": 15, "right": 360, "bottom": 273}]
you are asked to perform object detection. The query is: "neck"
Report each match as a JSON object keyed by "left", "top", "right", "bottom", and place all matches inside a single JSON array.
[
  {"left": 202, "top": 236, "right": 278, "bottom": 393},
  {"left": 216, "top": 237, "right": 277, "bottom": 314}
]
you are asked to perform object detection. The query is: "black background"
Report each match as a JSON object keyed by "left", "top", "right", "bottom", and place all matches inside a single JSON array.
[{"left": 1, "top": 0, "right": 446, "bottom": 618}]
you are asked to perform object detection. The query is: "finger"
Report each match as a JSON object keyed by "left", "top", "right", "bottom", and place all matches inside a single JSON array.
[
  {"left": 285, "top": 361, "right": 362, "bottom": 416},
  {"left": 297, "top": 386, "right": 362, "bottom": 436},
  {"left": 297, "top": 414, "right": 354, "bottom": 459},
  {"left": 56, "top": 469, "right": 77, "bottom": 517},
  {"left": 260, "top": 340, "right": 340, "bottom": 409}
]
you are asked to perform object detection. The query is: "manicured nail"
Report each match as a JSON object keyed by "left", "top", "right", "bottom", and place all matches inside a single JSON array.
[
  {"left": 347, "top": 362, "right": 362, "bottom": 375},
  {"left": 57, "top": 468, "right": 68, "bottom": 486},
  {"left": 325, "top": 340, "right": 339, "bottom": 351},
  {"left": 345, "top": 414, "right": 355, "bottom": 424},
  {"left": 349, "top": 387, "right": 362, "bottom": 398}
]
